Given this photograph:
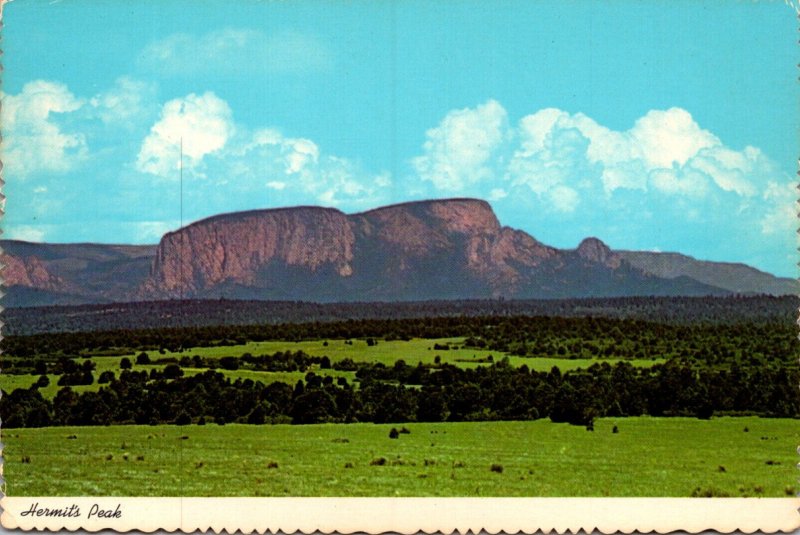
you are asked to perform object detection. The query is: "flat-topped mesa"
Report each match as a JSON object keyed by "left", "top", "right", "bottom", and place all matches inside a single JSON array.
[
  {"left": 359, "top": 198, "right": 501, "bottom": 233},
  {"left": 149, "top": 206, "right": 355, "bottom": 295},
  {"left": 354, "top": 198, "right": 503, "bottom": 258},
  {"left": 575, "top": 237, "right": 621, "bottom": 268}
]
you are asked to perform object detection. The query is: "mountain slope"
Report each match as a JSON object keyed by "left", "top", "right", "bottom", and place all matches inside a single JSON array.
[
  {"left": 1, "top": 198, "right": 792, "bottom": 307},
  {"left": 141, "top": 198, "right": 727, "bottom": 301},
  {"left": 618, "top": 250, "right": 798, "bottom": 296}
]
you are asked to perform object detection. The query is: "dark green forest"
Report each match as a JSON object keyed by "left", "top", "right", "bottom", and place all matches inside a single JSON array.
[
  {"left": 4, "top": 295, "right": 795, "bottom": 336},
  {"left": 3, "top": 296, "right": 798, "bottom": 428}
]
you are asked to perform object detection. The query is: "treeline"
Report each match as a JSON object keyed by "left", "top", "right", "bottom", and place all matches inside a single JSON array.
[
  {"left": 4, "top": 295, "right": 795, "bottom": 336},
  {"left": 465, "top": 316, "right": 796, "bottom": 365},
  {"left": 5, "top": 357, "right": 798, "bottom": 428},
  {"left": 4, "top": 314, "right": 795, "bottom": 371}
]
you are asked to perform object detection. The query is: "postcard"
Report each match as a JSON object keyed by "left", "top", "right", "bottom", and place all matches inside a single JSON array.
[{"left": 0, "top": 0, "right": 798, "bottom": 532}]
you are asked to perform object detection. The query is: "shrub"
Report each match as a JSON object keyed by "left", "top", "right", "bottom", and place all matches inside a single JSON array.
[
  {"left": 219, "top": 356, "right": 239, "bottom": 371},
  {"left": 136, "top": 352, "right": 151, "bottom": 365},
  {"left": 98, "top": 371, "right": 115, "bottom": 384},
  {"left": 175, "top": 412, "right": 192, "bottom": 426},
  {"left": 370, "top": 457, "right": 387, "bottom": 466},
  {"left": 164, "top": 364, "right": 184, "bottom": 379},
  {"left": 490, "top": 463, "right": 504, "bottom": 473},
  {"left": 267, "top": 461, "right": 279, "bottom": 469},
  {"left": 389, "top": 428, "right": 399, "bottom": 439},
  {"left": 691, "top": 487, "right": 730, "bottom": 497}
]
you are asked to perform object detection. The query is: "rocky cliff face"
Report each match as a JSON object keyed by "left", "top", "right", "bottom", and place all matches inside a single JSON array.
[
  {"left": 146, "top": 207, "right": 356, "bottom": 297},
  {"left": 575, "top": 237, "right": 622, "bottom": 269},
  {"left": 349, "top": 199, "right": 559, "bottom": 298},
  {"left": 12, "top": 197, "right": 791, "bottom": 307},
  {"left": 1, "top": 253, "right": 68, "bottom": 291},
  {"left": 142, "top": 198, "right": 722, "bottom": 301},
  {"left": 142, "top": 198, "right": 572, "bottom": 300}
]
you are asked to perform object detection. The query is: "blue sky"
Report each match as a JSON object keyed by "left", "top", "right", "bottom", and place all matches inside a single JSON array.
[{"left": 1, "top": 0, "right": 797, "bottom": 276}]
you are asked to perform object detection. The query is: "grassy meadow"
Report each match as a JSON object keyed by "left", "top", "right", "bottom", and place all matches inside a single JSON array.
[
  {"left": 2, "top": 336, "right": 664, "bottom": 399},
  {"left": 5, "top": 417, "right": 796, "bottom": 497}
]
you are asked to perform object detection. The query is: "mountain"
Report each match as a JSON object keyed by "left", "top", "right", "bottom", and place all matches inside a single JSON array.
[
  {"left": 1, "top": 198, "right": 793, "bottom": 307},
  {"left": 618, "top": 250, "right": 799, "bottom": 296},
  {"left": 1, "top": 242, "right": 157, "bottom": 307}
]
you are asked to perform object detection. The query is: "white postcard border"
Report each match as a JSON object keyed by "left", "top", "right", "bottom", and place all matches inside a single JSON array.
[{"left": 1, "top": 497, "right": 799, "bottom": 533}]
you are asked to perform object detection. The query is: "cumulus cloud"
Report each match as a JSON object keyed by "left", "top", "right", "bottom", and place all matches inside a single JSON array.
[
  {"left": 137, "top": 28, "right": 333, "bottom": 77},
  {"left": 90, "top": 76, "right": 158, "bottom": 125},
  {"left": 222, "top": 124, "right": 390, "bottom": 208},
  {"left": 5, "top": 225, "right": 46, "bottom": 242},
  {"left": 130, "top": 91, "right": 394, "bottom": 213},
  {"left": 1, "top": 80, "right": 88, "bottom": 178},
  {"left": 759, "top": 180, "right": 797, "bottom": 236},
  {"left": 412, "top": 99, "right": 507, "bottom": 191},
  {"left": 136, "top": 92, "right": 234, "bottom": 176},
  {"left": 410, "top": 99, "right": 794, "bottom": 268},
  {"left": 415, "top": 101, "right": 783, "bottom": 211},
  {"left": 135, "top": 221, "right": 178, "bottom": 242}
]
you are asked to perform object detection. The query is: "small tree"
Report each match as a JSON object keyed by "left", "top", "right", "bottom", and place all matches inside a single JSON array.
[
  {"left": 175, "top": 412, "right": 192, "bottom": 426},
  {"left": 164, "top": 364, "right": 184, "bottom": 379},
  {"left": 136, "top": 352, "right": 151, "bottom": 365},
  {"left": 120, "top": 357, "right": 132, "bottom": 370}
]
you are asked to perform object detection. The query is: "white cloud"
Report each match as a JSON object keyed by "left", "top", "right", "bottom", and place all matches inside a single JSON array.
[
  {"left": 760, "top": 180, "right": 796, "bottom": 235},
  {"left": 135, "top": 221, "right": 177, "bottom": 242},
  {"left": 507, "top": 105, "right": 766, "bottom": 199},
  {"left": 137, "top": 28, "right": 333, "bottom": 76},
  {"left": 2, "top": 80, "right": 88, "bottom": 178},
  {"left": 412, "top": 99, "right": 508, "bottom": 191},
  {"left": 488, "top": 188, "right": 508, "bottom": 201},
  {"left": 649, "top": 166, "right": 710, "bottom": 198},
  {"left": 5, "top": 225, "right": 46, "bottom": 242},
  {"left": 244, "top": 129, "right": 320, "bottom": 176},
  {"left": 546, "top": 185, "right": 580, "bottom": 213},
  {"left": 629, "top": 108, "right": 719, "bottom": 169},
  {"left": 224, "top": 126, "right": 389, "bottom": 207},
  {"left": 90, "top": 76, "right": 158, "bottom": 125},
  {"left": 136, "top": 92, "right": 234, "bottom": 176}
]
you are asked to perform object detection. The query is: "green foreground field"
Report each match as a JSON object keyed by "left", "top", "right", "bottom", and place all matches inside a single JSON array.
[
  {"left": 5, "top": 417, "right": 796, "bottom": 497},
  {"left": 2, "top": 337, "right": 663, "bottom": 399}
]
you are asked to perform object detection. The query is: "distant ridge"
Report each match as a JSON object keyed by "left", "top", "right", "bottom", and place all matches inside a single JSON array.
[
  {"left": 618, "top": 250, "right": 798, "bottom": 296},
  {"left": 2, "top": 198, "right": 795, "bottom": 307}
]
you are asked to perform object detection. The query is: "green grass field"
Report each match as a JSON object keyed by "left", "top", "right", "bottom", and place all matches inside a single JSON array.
[
  {"left": 4, "top": 417, "right": 796, "bottom": 497},
  {"left": 2, "top": 337, "right": 663, "bottom": 398}
]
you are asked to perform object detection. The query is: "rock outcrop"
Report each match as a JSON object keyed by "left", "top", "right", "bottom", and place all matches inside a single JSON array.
[
  {"left": 146, "top": 206, "right": 356, "bottom": 297},
  {"left": 1, "top": 253, "right": 68, "bottom": 291},
  {"left": 141, "top": 198, "right": 725, "bottom": 301},
  {"left": 7, "top": 197, "right": 795, "bottom": 307}
]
